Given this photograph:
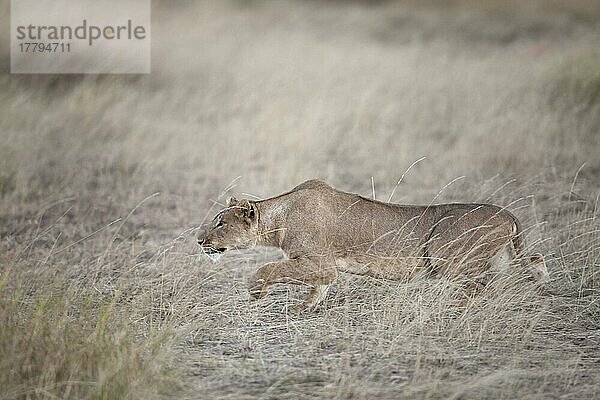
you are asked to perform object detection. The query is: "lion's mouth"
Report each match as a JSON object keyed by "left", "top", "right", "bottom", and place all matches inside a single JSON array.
[
  {"left": 201, "top": 246, "right": 227, "bottom": 255},
  {"left": 200, "top": 246, "right": 226, "bottom": 263},
  {"left": 204, "top": 247, "right": 226, "bottom": 254}
]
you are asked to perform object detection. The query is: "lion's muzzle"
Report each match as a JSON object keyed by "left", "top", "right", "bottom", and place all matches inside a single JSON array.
[{"left": 198, "top": 238, "right": 226, "bottom": 263}]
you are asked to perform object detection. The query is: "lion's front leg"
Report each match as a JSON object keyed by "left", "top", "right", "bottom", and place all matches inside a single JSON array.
[{"left": 248, "top": 257, "right": 338, "bottom": 309}]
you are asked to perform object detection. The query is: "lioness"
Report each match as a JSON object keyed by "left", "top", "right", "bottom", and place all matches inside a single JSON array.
[{"left": 198, "top": 180, "right": 548, "bottom": 309}]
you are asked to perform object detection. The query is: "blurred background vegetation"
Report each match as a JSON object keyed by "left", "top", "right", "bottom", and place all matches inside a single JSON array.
[{"left": 0, "top": 1, "right": 599, "bottom": 399}]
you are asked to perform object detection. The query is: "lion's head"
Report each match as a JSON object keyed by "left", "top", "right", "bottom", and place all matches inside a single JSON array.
[{"left": 197, "top": 197, "right": 259, "bottom": 262}]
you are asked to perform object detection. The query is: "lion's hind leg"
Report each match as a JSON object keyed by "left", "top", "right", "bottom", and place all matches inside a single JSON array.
[
  {"left": 489, "top": 241, "right": 517, "bottom": 274},
  {"left": 426, "top": 208, "right": 517, "bottom": 304}
]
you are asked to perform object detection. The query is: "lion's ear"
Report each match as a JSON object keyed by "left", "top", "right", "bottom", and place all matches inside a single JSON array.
[
  {"left": 234, "top": 199, "right": 257, "bottom": 225},
  {"left": 226, "top": 196, "right": 238, "bottom": 207}
]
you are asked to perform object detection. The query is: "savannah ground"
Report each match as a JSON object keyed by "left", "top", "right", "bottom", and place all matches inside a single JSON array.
[{"left": 1, "top": 0, "right": 599, "bottom": 398}]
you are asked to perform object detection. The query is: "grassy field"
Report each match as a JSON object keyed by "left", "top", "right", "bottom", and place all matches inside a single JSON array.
[{"left": 1, "top": 1, "right": 599, "bottom": 398}]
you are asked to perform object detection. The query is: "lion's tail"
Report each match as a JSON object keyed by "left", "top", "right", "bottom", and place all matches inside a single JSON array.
[{"left": 511, "top": 216, "right": 550, "bottom": 283}]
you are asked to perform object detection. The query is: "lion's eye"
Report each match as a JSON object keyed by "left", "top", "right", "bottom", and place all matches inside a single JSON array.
[{"left": 216, "top": 221, "right": 224, "bottom": 228}]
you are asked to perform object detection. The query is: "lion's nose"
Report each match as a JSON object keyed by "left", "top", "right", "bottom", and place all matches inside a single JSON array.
[{"left": 197, "top": 238, "right": 206, "bottom": 246}]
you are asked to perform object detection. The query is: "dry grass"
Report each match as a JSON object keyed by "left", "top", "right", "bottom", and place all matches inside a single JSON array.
[{"left": 0, "top": 1, "right": 599, "bottom": 399}]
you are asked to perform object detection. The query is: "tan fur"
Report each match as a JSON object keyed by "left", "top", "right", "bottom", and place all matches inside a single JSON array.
[{"left": 198, "top": 180, "right": 548, "bottom": 310}]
